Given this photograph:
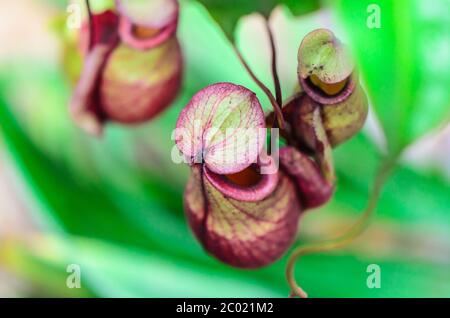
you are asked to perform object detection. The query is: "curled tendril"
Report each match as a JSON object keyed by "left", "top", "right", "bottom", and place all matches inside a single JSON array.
[{"left": 286, "top": 152, "right": 400, "bottom": 298}]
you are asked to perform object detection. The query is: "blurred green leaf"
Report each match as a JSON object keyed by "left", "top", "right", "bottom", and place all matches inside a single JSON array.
[
  {"left": 0, "top": 93, "right": 166, "bottom": 249},
  {"left": 195, "top": 0, "right": 320, "bottom": 40},
  {"left": 5, "top": 231, "right": 450, "bottom": 297},
  {"left": 45, "top": 0, "right": 114, "bottom": 11},
  {"left": 332, "top": 134, "right": 450, "bottom": 228},
  {"left": 335, "top": 0, "right": 450, "bottom": 153},
  {"left": 1, "top": 239, "right": 94, "bottom": 297}
]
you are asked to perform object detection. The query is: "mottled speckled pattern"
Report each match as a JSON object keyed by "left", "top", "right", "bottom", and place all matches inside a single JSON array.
[{"left": 298, "top": 28, "right": 354, "bottom": 84}]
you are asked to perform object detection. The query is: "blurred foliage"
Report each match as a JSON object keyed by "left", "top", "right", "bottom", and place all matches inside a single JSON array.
[
  {"left": 196, "top": 0, "right": 320, "bottom": 40},
  {"left": 0, "top": 0, "right": 449, "bottom": 297},
  {"left": 335, "top": 0, "right": 450, "bottom": 154}
]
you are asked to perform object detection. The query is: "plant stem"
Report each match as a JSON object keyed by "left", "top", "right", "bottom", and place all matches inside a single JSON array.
[
  {"left": 233, "top": 46, "right": 285, "bottom": 130},
  {"left": 265, "top": 21, "right": 283, "bottom": 108},
  {"left": 312, "top": 107, "right": 336, "bottom": 183},
  {"left": 85, "top": 0, "right": 94, "bottom": 51},
  {"left": 286, "top": 154, "right": 399, "bottom": 298}
]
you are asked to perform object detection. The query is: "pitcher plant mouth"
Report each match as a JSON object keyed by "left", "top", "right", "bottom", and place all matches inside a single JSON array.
[
  {"left": 116, "top": 0, "right": 179, "bottom": 50},
  {"left": 184, "top": 164, "right": 301, "bottom": 269},
  {"left": 299, "top": 73, "right": 356, "bottom": 105},
  {"left": 118, "top": 15, "right": 178, "bottom": 50},
  {"left": 203, "top": 163, "right": 278, "bottom": 202},
  {"left": 224, "top": 165, "right": 263, "bottom": 187},
  {"left": 309, "top": 74, "right": 348, "bottom": 96},
  {"left": 70, "top": 2, "right": 183, "bottom": 135},
  {"left": 132, "top": 25, "right": 161, "bottom": 39}
]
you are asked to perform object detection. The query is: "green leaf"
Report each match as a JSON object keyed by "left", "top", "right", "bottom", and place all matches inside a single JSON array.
[
  {"left": 194, "top": 0, "right": 320, "bottom": 40},
  {"left": 334, "top": 0, "right": 450, "bottom": 153},
  {"left": 0, "top": 239, "right": 94, "bottom": 297}
]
